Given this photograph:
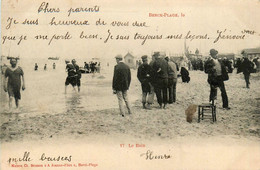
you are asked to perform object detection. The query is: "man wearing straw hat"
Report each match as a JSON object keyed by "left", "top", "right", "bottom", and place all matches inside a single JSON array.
[{"left": 112, "top": 54, "right": 132, "bottom": 117}]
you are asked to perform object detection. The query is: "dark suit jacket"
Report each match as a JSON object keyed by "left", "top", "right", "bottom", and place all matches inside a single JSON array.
[
  {"left": 204, "top": 58, "right": 229, "bottom": 85},
  {"left": 240, "top": 58, "right": 255, "bottom": 74},
  {"left": 137, "top": 63, "right": 152, "bottom": 93},
  {"left": 153, "top": 58, "right": 168, "bottom": 79},
  {"left": 112, "top": 62, "right": 131, "bottom": 91}
]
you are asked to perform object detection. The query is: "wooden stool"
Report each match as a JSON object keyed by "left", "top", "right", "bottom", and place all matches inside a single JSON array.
[{"left": 198, "top": 101, "right": 216, "bottom": 123}]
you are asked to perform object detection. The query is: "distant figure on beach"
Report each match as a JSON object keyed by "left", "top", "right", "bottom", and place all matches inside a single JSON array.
[
  {"left": 84, "top": 62, "right": 89, "bottom": 72},
  {"left": 94, "top": 62, "right": 98, "bottom": 73},
  {"left": 34, "top": 63, "right": 38, "bottom": 71},
  {"left": 152, "top": 52, "right": 168, "bottom": 109},
  {"left": 137, "top": 55, "right": 153, "bottom": 110},
  {"left": 113, "top": 54, "right": 132, "bottom": 117},
  {"left": 90, "top": 62, "right": 95, "bottom": 73},
  {"left": 53, "top": 63, "right": 56, "bottom": 69},
  {"left": 239, "top": 52, "right": 256, "bottom": 89},
  {"left": 44, "top": 64, "right": 47, "bottom": 70},
  {"left": 204, "top": 49, "right": 230, "bottom": 110},
  {"left": 165, "top": 56, "right": 178, "bottom": 103},
  {"left": 97, "top": 62, "right": 101, "bottom": 73},
  {"left": 65, "top": 59, "right": 81, "bottom": 93},
  {"left": 4, "top": 58, "right": 25, "bottom": 109}
]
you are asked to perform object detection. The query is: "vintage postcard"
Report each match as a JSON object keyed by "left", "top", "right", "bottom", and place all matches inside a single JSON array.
[{"left": 1, "top": 0, "right": 260, "bottom": 169}]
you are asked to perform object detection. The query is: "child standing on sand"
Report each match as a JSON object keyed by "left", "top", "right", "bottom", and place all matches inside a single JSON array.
[{"left": 4, "top": 58, "right": 25, "bottom": 109}]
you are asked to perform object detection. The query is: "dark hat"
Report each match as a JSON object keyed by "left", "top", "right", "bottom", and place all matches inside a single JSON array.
[
  {"left": 115, "top": 54, "right": 123, "bottom": 59},
  {"left": 210, "top": 49, "right": 218, "bottom": 56},
  {"left": 7, "top": 57, "right": 19, "bottom": 60},
  {"left": 152, "top": 52, "right": 160, "bottom": 57},
  {"left": 141, "top": 55, "right": 148, "bottom": 60}
]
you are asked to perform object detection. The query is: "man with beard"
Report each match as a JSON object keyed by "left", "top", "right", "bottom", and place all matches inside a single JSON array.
[
  {"left": 4, "top": 58, "right": 25, "bottom": 109},
  {"left": 137, "top": 55, "right": 153, "bottom": 109},
  {"left": 204, "top": 49, "right": 230, "bottom": 110}
]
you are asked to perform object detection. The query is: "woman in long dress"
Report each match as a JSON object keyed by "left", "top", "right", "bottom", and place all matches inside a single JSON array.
[{"left": 180, "top": 57, "right": 190, "bottom": 83}]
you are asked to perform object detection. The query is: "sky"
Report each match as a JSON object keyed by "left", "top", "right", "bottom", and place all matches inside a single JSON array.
[{"left": 1, "top": 0, "right": 260, "bottom": 61}]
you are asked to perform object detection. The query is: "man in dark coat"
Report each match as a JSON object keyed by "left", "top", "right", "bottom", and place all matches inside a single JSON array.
[
  {"left": 112, "top": 55, "right": 132, "bottom": 116},
  {"left": 137, "top": 55, "right": 153, "bottom": 109},
  {"left": 152, "top": 52, "right": 168, "bottom": 109},
  {"left": 204, "top": 49, "right": 230, "bottom": 110},
  {"left": 235, "top": 58, "right": 242, "bottom": 73},
  {"left": 240, "top": 52, "right": 255, "bottom": 88}
]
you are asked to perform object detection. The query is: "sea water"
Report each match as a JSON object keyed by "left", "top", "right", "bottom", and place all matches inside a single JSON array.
[{"left": 0, "top": 58, "right": 139, "bottom": 117}]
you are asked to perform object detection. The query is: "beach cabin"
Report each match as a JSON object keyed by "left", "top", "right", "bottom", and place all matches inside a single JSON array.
[
  {"left": 241, "top": 48, "right": 260, "bottom": 59},
  {"left": 124, "top": 52, "right": 135, "bottom": 69}
]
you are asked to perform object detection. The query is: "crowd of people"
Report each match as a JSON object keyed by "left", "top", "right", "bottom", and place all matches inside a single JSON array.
[
  {"left": 112, "top": 52, "right": 180, "bottom": 116},
  {"left": 34, "top": 63, "right": 56, "bottom": 71},
  {"left": 63, "top": 60, "right": 102, "bottom": 92},
  {"left": 83, "top": 61, "right": 101, "bottom": 73},
  {"left": 112, "top": 49, "right": 258, "bottom": 116}
]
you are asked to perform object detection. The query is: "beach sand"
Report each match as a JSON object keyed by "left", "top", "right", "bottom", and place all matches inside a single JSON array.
[{"left": 0, "top": 69, "right": 259, "bottom": 143}]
